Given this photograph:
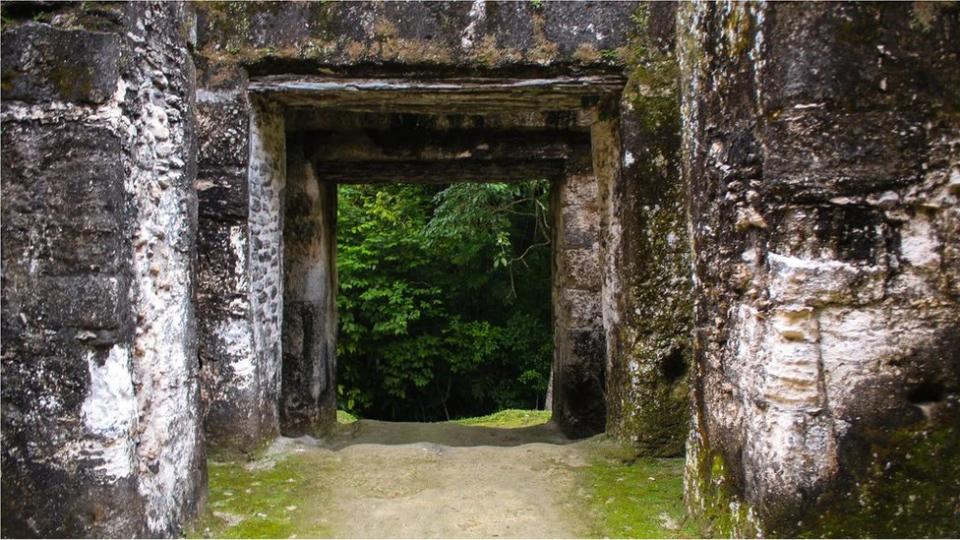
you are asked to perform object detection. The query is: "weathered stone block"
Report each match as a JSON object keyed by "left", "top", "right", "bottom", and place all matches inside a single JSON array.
[
  {"left": 281, "top": 147, "right": 337, "bottom": 436},
  {"left": 3, "top": 4, "right": 204, "bottom": 537},
  {"left": 194, "top": 0, "right": 640, "bottom": 70},
  {"left": 198, "top": 92, "right": 251, "bottom": 170},
  {"left": 763, "top": 110, "right": 924, "bottom": 200},
  {"left": 1, "top": 22, "right": 120, "bottom": 105},
  {"left": 1, "top": 123, "right": 125, "bottom": 275},
  {"left": 552, "top": 161, "right": 606, "bottom": 439}
]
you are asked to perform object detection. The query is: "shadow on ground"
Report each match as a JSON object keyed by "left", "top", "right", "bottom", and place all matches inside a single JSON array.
[{"left": 326, "top": 419, "right": 573, "bottom": 449}]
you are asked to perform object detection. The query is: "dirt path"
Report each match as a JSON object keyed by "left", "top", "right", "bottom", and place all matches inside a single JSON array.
[
  {"left": 193, "top": 416, "right": 694, "bottom": 539},
  {"left": 290, "top": 419, "right": 592, "bottom": 538}
]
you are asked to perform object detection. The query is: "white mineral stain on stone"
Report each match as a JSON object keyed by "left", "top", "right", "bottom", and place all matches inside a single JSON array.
[
  {"left": 460, "top": 0, "right": 486, "bottom": 50},
  {"left": 121, "top": 8, "right": 204, "bottom": 529},
  {"left": 217, "top": 318, "right": 256, "bottom": 388},
  {"left": 229, "top": 225, "right": 248, "bottom": 288},
  {"left": 81, "top": 345, "right": 138, "bottom": 478},
  {"left": 899, "top": 215, "right": 940, "bottom": 270},
  {"left": 766, "top": 252, "right": 883, "bottom": 305}
]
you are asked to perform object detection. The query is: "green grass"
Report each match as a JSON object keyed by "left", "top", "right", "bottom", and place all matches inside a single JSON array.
[
  {"left": 583, "top": 442, "right": 706, "bottom": 538},
  {"left": 186, "top": 453, "right": 333, "bottom": 539},
  {"left": 337, "top": 409, "right": 358, "bottom": 424},
  {"left": 452, "top": 408, "right": 552, "bottom": 428}
]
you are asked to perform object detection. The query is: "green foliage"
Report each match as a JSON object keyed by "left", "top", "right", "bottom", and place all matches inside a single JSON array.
[{"left": 336, "top": 181, "right": 553, "bottom": 421}]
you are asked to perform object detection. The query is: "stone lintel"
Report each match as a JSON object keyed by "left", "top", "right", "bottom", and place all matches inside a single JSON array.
[
  {"left": 250, "top": 75, "right": 623, "bottom": 113},
  {"left": 312, "top": 159, "right": 565, "bottom": 184}
]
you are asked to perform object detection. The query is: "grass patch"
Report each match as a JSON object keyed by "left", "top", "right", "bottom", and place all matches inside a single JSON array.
[
  {"left": 583, "top": 441, "right": 706, "bottom": 538},
  {"left": 186, "top": 452, "right": 334, "bottom": 539},
  {"left": 452, "top": 409, "right": 552, "bottom": 428},
  {"left": 337, "top": 409, "right": 358, "bottom": 424}
]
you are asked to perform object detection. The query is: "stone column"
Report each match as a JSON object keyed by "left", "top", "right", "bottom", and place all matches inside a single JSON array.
[
  {"left": 551, "top": 155, "right": 606, "bottom": 438},
  {"left": 196, "top": 72, "right": 284, "bottom": 455},
  {"left": 281, "top": 138, "right": 338, "bottom": 436},
  {"left": 1, "top": 3, "right": 203, "bottom": 536}
]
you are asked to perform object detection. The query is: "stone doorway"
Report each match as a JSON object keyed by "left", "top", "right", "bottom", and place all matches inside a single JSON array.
[
  {"left": 198, "top": 74, "right": 625, "bottom": 452},
  {"left": 275, "top": 77, "right": 620, "bottom": 439}
]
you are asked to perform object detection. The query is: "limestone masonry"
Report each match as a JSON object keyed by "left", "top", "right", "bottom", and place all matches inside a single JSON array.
[{"left": 2, "top": 1, "right": 957, "bottom": 537}]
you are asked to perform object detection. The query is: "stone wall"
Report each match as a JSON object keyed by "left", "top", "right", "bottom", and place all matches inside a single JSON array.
[
  {"left": 190, "top": 0, "right": 645, "bottom": 452},
  {"left": 194, "top": 0, "right": 639, "bottom": 74},
  {"left": 679, "top": 2, "right": 960, "bottom": 536},
  {"left": 247, "top": 99, "right": 287, "bottom": 444},
  {"left": 195, "top": 74, "right": 260, "bottom": 454},
  {"left": 1, "top": 2, "right": 203, "bottom": 536},
  {"left": 6, "top": 2, "right": 956, "bottom": 537}
]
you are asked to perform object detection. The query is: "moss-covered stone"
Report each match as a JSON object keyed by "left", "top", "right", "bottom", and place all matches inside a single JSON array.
[
  {"left": 686, "top": 448, "right": 761, "bottom": 537},
  {"left": 798, "top": 421, "right": 960, "bottom": 538},
  {"left": 604, "top": 1, "right": 691, "bottom": 459}
]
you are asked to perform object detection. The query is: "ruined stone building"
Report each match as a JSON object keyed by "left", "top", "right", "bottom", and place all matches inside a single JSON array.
[{"left": 1, "top": 1, "right": 957, "bottom": 537}]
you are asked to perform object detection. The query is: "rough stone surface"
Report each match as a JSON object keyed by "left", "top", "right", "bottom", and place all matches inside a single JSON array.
[
  {"left": 1, "top": 22, "right": 121, "bottom": 105},
  {"left": 281, "top": 138, "right": 338, "bottom": 435},
  {"left": 194, "top": 0, "right": 639, "bottom": 74},
  {"left": 247, "top": 98, "right": 286, "bottom": 445},
  {"left": 1, "top": 2, "right": 203, "bottom": 537},
  {"left": 195, "top": 83, "right": 262, "bottom": 454},
  {"left": 679, "top": 2, "right": 960, "bottom": 536},
  {"left": 195, "top": 80, "right": 286, "bottom": 456},
  {"left": 551, "top": 155, "right": 607, "bottom": 438},
  {"left": 599, "top": 2, "right": 692, "bottom": 457}
]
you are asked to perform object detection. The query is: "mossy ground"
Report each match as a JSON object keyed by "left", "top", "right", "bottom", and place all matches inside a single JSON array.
[
  {"left": 452, "top": 408, "right": 552, "bottom": 428},
  {"left": 186, "top": 451, "right": 335, "bottom": 539},
  {"left": 336, "top": 409, "right": 358, "bottom": 424},
  {"left": 581, "top": 439, "right": 707, "bottom": 538}
]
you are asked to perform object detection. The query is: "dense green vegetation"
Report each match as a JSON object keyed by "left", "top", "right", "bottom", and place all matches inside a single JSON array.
[{"left": 336, "top": 181, "right": 553, "bottom": 422}]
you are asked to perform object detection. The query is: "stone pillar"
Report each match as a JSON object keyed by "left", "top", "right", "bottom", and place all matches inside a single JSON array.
[
  {"left": 551, "top": 155, "right": 606, "bottom": 438},
  {"left": 247, "top": 98, "right": 286, "bottom": 442},
  {"left": 196, "top": 72, "right": 284, "bottom": 454},
  {"left": 281, "top": 138, "right": 338, "bottom": 436},
  {"left": 1, "top": 3, "right": 203, "bottom": 536},
  {"left": 597, "top": 1, "right": 692, "bottom": 457},
  {"left": 679, "top": 2, "right": 960, "bottom": 536}
]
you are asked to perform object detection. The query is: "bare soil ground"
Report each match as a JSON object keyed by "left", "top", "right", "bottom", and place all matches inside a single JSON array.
[{"left": 301, "top": 419, "right": 590, "bottom": 538}]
